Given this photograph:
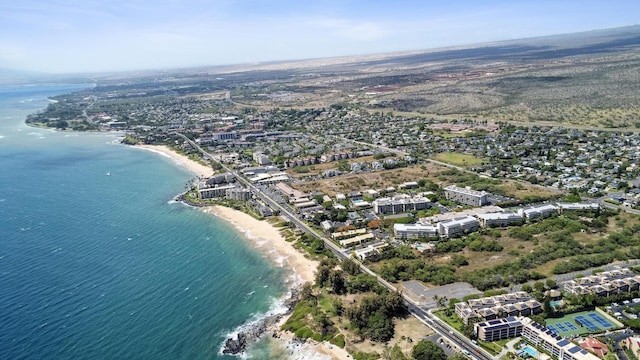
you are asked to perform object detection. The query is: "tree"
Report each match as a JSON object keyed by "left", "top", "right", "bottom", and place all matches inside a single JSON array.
[
  {"left": 448, "top": 353, "right": 469, "bottom": 360},
  {"left": 328, "top": 270, "right": 346, "bottom": 295},
  {"left": 545, "top": 279, "right": 557, "bottom": 289},
  {"left": 543, "top": 295, "right": 553, "bottom": 316},
  {"left": 342, "top": 258, "right": 361, "bottom": 276},
  {"left": 382, "top": 344, "right": 409, "bottom": 360},
  {"left": 365, "top": 311, "right": 394, "bottom": 342},
  {"left": 412, "top": 340, "right": 447, "bottom": 360}
]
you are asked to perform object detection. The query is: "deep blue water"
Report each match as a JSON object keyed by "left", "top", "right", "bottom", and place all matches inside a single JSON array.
[{"left": 0, "top": 84, "right": 288, "bottom": 359}]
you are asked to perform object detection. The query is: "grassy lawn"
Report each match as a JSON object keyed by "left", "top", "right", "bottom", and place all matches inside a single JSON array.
[{"left": 432, "top": 152, "right": 484, "bottom": 167}]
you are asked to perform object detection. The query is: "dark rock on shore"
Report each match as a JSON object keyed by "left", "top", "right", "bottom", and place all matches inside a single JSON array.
[{"left": 222, "top": 289, "right": 300, "bottom": 355}]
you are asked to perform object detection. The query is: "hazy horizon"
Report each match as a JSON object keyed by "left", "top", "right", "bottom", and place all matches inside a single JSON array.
[{"left": 2, "top": 0, "right": 639, "bottom": 74}]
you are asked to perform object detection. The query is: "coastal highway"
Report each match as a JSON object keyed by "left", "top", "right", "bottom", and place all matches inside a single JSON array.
[
  {"left": 174, "top": 133, "right": 493, "bottom": 359},
  {"left": 172, "top": 133, "right": 348, "bottom": 260}
]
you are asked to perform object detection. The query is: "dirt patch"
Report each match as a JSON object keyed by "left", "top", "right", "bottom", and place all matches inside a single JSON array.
[{"left": 344, "top": 316, "right": 433, "bottom": 357}]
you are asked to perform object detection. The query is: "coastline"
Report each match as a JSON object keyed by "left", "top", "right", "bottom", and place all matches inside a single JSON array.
[
  {"left": 137, "top": 143, "right": 350, "bottom": 359},
  {"left": 205, "top": 205, "right": 318, "bottom": 285},
  {"left": 133, "top": 144, "right": 213, "bottom": 179},
  {"left": 207, "top": 205, "right": 350, "bottom": 360}
]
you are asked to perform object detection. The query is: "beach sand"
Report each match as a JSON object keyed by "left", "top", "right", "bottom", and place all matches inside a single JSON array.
[
  {"left": 139, "top": 144, "right": 352, "bottom": 360},
  {"left": 205, "top": 205, "right": 318, "bottom": 285},
  {"left": 206, "top": 208, "right": 351, "bottom": 360},
  {"left": 134, "top": 144, "right": 214, "bottom": 179}
]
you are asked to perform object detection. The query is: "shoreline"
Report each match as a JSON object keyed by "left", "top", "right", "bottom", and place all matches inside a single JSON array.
[
  {"left": 133, "top": 144, "right": 213, "bottom": 179},
  {"left": 205, "top": 205, "right": 318, "bottom": 285},
  {"left": 137, "top": 143, "right": 350, "bottom": 359},
  {"left": 208, "top": 205, "right": 351, "bottom": 360}
]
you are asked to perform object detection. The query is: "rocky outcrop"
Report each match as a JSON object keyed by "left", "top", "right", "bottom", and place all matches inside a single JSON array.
[{"left": 222, "top": 289, "right": 300, "bottom": 355}]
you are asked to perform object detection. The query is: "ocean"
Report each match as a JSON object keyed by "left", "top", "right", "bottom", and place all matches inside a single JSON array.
[{"left": 0, "top": 84, "right": 293, "bottom": 359}]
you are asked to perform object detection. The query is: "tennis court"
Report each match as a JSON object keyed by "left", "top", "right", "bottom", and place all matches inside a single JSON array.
[{"left": 545, "top": 310, "right": 620, "bottom": 337}]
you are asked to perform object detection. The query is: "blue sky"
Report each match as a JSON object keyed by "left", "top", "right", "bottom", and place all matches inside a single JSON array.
[{"left": 1, "top": 0, "right": 638, "bottom": 74}]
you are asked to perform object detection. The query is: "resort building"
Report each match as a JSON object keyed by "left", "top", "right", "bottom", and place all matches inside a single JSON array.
[
  {"left": 248, "top": 172, "right": 291, "bottom": 185},
  {"left": 438, "top": 216, "right": 480, "bottom": 239},
  {"left": 225, "top": 187, "right": 251, "bottom": 201},
  {"left": 252, "top": 152, "right": 272, "bottom": 166},
  {"left": 476, "top": 211, "right": 524, "bottom": 228},
  {"left": 476, "top": 317, "right": 600, "bottom": 359},
  {"left": 443, "top": 185, "right": 489, "bottom": 207},
  {"left": 475, "top": 317, "right": 524, "bottom": 342},
  {"left": 373, "top": 196, "right": 431, "bottom": 215},
  {"left": 519, "top": 204, "right": 558, "bottom": 221},
  {"left": 393, "top": 223, "right": 438, "bottom": 239},
  {"left": 563, "top": 268, "right": 640, "bottom": 296},
  {"left": 198, "top": 184, "right": 237, "bottom": 199},
  {"left": 455, "top": 291, "right": 541, "bottom": 325},
  {"left": 208, "top": 131, "right": 237, "bottom": 141},
  {"left": 275, "top": 182, "right": 307, "bottom": 201},
  {"left": 521, "top": 319, "right": 600, "bottom": 360},
  {"left": 557, "top": 202, "right": 600, "bottom": 213}
]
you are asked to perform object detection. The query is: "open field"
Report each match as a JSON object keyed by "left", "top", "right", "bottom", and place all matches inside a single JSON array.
[
  {"left": 432, "top": 152, "right": 485, "bottom": 167},
  {"left": 291, "top": 162, "right": 559, "bottom": 202}
]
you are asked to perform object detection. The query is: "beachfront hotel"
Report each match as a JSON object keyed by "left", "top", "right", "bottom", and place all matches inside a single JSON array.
[{"left": 474, "top": 317, "right": 600, "bottom": 360}]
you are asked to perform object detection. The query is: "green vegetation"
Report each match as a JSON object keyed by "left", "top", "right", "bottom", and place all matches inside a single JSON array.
[
  {"left": 411, "top": 340, "right": 447, "bottom": 360},
  {"left": 432, "top": 152, "right": 484, "bottom": 167},
  {"left": 283, "top": 258, "right": 409, "bottom": 354}
]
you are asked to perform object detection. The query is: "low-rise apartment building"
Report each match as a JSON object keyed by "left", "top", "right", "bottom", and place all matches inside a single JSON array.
[
  {"left": 455, "top": 291, "right": 541, "bottom": 324},
  {"left": 475, "top": 317, "right": 524, "bottom": 342},
  {"left": 373, "top": 196, "right": 431, "bottom": 215},
  {"left": 393, "top": 223, "right": 438, "bottom": 239},
  {"left": 563, "top": 268, "right": 640, "bottom": 296},
  {"left": 519, "top": 204, "right": 558, "bottom": 221},
  {"left": 477, "top": 211, "right": 524, "bottom": 227},
  {"left": 438, "top": 216, "right": 480, "bottom": 239},
  {"left": 522, "top": 319, "right": 600, "bottom": 360},
  {"left": 444, "top": 185, "right": 489, "bottom": 206}
]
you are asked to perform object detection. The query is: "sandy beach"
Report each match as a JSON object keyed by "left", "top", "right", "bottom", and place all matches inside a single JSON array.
[
  {"left": 205, "top": 205, "right": 318, "bottom": 285},
  {"left": 139, "top": 144, "right": 351, "bottom": 360},
  {"left": 134, "top": 144, "right": 214, "bottom": 179},
  {"left": 205, "top": 208, "right": 350, "bottom": 360}
]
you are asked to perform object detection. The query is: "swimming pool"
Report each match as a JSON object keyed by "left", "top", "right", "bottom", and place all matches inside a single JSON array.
[{"left": 520, "top": 345, "right": 538, "bottom": 358}]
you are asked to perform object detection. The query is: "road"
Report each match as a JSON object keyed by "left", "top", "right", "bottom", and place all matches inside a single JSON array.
[{"left": 176, "top": 132, "right": 494, "bottom": 359}]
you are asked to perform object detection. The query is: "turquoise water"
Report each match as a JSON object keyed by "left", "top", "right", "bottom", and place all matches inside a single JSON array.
[
  {"left": 518, "top": 345, "right": 538, "bottom": 358},
  {"left": 523, "top": 346, "right": 538, "bottom": 357},
  {"left": 0, "top": 84, "right": 290, "bottom": 359}
]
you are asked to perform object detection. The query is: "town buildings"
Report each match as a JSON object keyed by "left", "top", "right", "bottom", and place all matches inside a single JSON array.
[
  {"left": 455, "top": 291, "right": 541, "bottom": 325},
  {"left": 444, "top": 185, "right": 488, "bottom": 206},
  {"left": 475, "top": 317, "right": 600, "bottom": 360},
  {"left": 373, "top": 196, "right": 431, "bottom": 215},
  {"left": 563, "top": 268, "right": 640, "bottom": 296}
]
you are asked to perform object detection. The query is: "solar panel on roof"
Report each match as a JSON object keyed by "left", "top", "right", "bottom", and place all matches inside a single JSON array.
[
  {"left": 488, "top": 320, "right": 502, "bottom": 325},
  {"left": 557, "top": 339, "right": 570, "bottom": 346},
  {"left": 506, "top": 316, "right": 515, "bottom": 321},
  {"left": 568, "top": 346, "right": 581, "bottom": 354}
]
